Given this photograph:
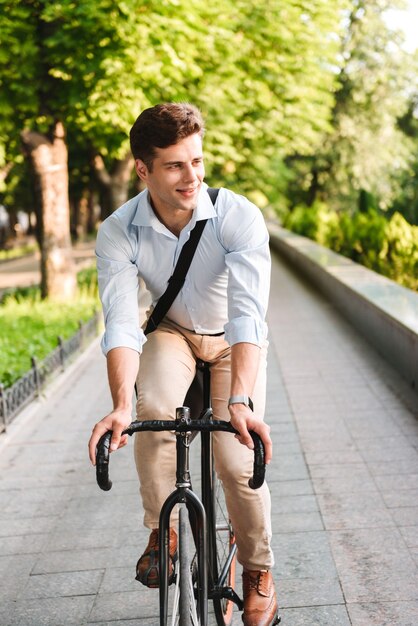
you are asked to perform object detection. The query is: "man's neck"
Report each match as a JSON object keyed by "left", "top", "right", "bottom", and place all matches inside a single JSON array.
[{"left": 150, "top": 202, "right": 193, "bottom": 238}]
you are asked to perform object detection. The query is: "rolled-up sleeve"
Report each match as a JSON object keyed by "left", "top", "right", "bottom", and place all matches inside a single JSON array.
[
  {"left": 222, "top": 198, "right": 271, "bottom": 347},
  {"left": 96, "top": 215, "right": 145, "bottom": 356}
]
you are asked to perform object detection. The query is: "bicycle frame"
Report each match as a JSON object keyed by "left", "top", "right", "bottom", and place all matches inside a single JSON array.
[{"left": 96, "top": 361, "right": 266, "bottom": 626}]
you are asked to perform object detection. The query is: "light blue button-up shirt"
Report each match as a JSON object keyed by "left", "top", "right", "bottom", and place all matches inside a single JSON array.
[{"left": 96, "top": 184, "right": 271, "bottom": 355}]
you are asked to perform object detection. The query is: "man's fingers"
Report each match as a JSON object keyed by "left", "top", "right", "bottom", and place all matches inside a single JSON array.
[
  {"left": 110, "top": 430, "right": 122, "bottom": 451},
  {"left": 88, "top": 423, "right": 107, "bottom": 466},
  {"left": 263, "top": 438, "right": 273, "bottom": 465},
  {"left": 234, "top": 423, "right": 254, "bottom": 449}
]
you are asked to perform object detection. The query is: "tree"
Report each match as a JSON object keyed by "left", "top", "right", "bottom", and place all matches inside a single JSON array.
[
  {"left": 285, "top": 0, "right": 417, "bottom": 215},
  {"left": 1, "top": 0, "right": 349, "bottom": 266}
]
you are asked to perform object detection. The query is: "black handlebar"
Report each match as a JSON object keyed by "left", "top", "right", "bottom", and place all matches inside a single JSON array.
[{"left": 96, "top": 415, "right": 266, "bottom": 492}]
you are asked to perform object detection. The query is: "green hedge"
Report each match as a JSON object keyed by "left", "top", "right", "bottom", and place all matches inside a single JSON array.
[
  {"left": 0, "top": 268, "right": 100, "bottom": 388},
  {"left": 283, "top": 203, "right": 418, "bottom": 291}
]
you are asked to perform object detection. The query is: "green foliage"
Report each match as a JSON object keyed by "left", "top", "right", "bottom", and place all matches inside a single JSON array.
[
  {"left": 285, "top": 0, "right": 418, "bottom": 218},
  {"left": 283, "top": 203, "right": 418, "bottom": 290},
  {"left": 0, "top": 267, "right": 99, "bottom": 387},
  {"left": 0, "top": 0, "right": 348, "bottom": 207}
]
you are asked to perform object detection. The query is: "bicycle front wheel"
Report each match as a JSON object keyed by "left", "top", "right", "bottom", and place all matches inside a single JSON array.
[{"left": 211, "top": 475, "right": 237, "bottom": 626}]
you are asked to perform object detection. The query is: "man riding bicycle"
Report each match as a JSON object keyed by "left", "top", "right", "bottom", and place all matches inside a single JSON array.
[{"left": 89, "top": 103, "right": 278, "bottom": 626}]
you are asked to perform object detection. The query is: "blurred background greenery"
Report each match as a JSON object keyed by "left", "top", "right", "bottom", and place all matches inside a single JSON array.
[{"left": 0, "top": 0, "right": 417, "bottom": 384}]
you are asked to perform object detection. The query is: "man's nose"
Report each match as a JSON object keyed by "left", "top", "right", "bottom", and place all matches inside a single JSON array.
[{"left": 182, "top": 164, "right": 197, "bottom": 182}]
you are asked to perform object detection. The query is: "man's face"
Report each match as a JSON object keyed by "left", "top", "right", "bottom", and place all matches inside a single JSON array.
[{"left": 135, "top": 133, "right": 205, "bottom": 217}]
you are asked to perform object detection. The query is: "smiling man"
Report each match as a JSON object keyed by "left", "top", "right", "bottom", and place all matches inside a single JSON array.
[{"left": 88, "top": 103, "right": 279, "bottom": 626}]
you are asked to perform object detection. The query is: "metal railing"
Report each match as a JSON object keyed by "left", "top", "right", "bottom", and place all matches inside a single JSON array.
[{"left": 0, "top": 311, "right": 100, "bottom": 432}]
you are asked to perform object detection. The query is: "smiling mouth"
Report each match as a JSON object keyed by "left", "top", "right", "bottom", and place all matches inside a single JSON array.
[{"left": 177, "top": 185, "right": 199, "bottom": 194}]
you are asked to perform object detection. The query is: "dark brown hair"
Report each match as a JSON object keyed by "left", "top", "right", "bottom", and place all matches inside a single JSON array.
[{"left": 130, "top": 103, "right": 204, "bottom": 170}]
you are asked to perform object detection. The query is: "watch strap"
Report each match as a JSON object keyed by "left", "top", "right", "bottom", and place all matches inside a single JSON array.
[{"left": 228, "top": 395, "right": 254, "bottom": 411}]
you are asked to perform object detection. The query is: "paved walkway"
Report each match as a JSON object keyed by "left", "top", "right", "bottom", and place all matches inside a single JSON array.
[
  {"left": 0, "top": 251, "right": 417, "bottom": 625},
  {"left": 0, "top": 240, "right": 96, "bottom": 295}
]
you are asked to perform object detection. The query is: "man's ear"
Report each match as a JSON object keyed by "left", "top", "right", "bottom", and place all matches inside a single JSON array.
[{"left": 135, "top": 159, "right": 148, "bottom": 181}]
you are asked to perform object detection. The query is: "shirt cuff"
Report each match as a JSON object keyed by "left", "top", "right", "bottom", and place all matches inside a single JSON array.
[
  {"left": 224, "top": 316, "right": 268, "bottom": 347},
  {"left": 100, "top": 327, "right": 146, "bottom": 356}
]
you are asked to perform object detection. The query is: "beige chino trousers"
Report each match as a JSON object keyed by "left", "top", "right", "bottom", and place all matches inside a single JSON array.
[{"left": 134, "top": 318, "right": 274, "bottom": 571}]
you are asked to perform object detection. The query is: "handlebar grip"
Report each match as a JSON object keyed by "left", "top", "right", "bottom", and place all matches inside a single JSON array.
[
  {"left": 96, "top": 431, "right": 113, "bottom": 491},
  {"left": 248, "top": 431, "right": 266, "bottom": 490}
]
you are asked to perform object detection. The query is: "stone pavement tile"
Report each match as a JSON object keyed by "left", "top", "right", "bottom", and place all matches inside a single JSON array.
[
  {"left": 316, "top": 493, "right": 395, "bottom": 530},
  {"left": 11, "top": 595, "right": 94, "bottom": 626},
  {"left": 33, "top": 547, "right": 112, "bottom": 575},
  {"left": 0, "top": 516, "right": 56, "bottom": 537},
  {"left": 399, "top": 525, "right": 418, "bottom": 548},
  {"left": 296, "top": 415, "right": 347, "bottom": 431},
  {"left": 407, "top": 435, "right": 418, "bottom": 450},
  {"left": 98, "top": 566, "right": 138, "bottom": 594},
  {"left": 272, "top": 531, "right": 337, "bottom": 579},
  {"left": 0, "top": 600, "right": 19, "bottom": 626},
  {"left": 64, "top": 492, "right": 140, "bottom": 517},
  {"left": 88, "top": 589, "right": 158, "bottom": 622},
  {"left": 410, "top": 549, "right": 418, "bottom": 566},
  {"left": 347, "top": 600, "right": 418, "bottom": 626},
  {"left": 345, "top": 415, "right": 404, "bottom": 439},
  {"left": 86, "top": 622, "right": 155, "bottom": 626},
  {"left": 279, "top": 576, "right": 344, "bottom": 608},
  {"left": 304, "top": 449, "right": 363, "bottom": 465},
  {"left": 2, "top": 441, "right": 88, "bottom": 466},
  {"left": 271, "top": 511, "right": 324, "bottom": 533},
  {"left": 272, "top": 494, "right": 318, "bottom": 514},
  {"left": 0, "top": 463, "right": 90, "bottom": 490},
  {"left": 269, "top": 421, "right": 299, "bottom": 437},
  {"left": 273, "top": 479, "right": 314, "bottom": 496},
  {"left": 311, "top": 473, "right": 378, "bottom": 495},
  {"left": 43, "top": 527, "right": 121, "bottom": 552},
  {"left": 0, "top": 533, "right": 49, "bottom": 556},
  {"left": 308, "top": 463, "right": 369, "bottom": 479},
  {"left": 373, "top": 473, "right": 418, "bottom": 491},
  {"left": 52, "top": 507, "right": 141, "bottom": 532},
  {"left": 0, "top": 485, "right": 72, "bottom": 521},
  {"left": 355, "top": 436, "right": 417, "bottom": 462},
  {"left": 329, "top": 528, "right": 418, "bottom": 602},
  {"left": 299, "top": 433, "right": 356, "bottom": 454},
  {"left": 367, "top": 458, "right": 418, "bottom": 476},
  {"left": 0, "top": 553, "right": 37, "bottom": 601},
  {"left": 334, "top": 390, "right": 386, "bottom": 412},
  {"left": 389, "top": 405, "right": 418, "bottom": 421},
  {"left": 21, "top": 569, "right": 104, "bottom": 599},
  {"left": 269, "top": 454, "right": 310, "bottom": 481},
  {"left": 280, "top": 604, "right": 351, "bottom": 625},
  {"left": 390, "top": 507, "right": 418, "bottom": 526},
  {"left": 273, "top": 441, "right": 303, "bottom": 456},
  {"left": 381, "top": 489, "right": 418, "bottom": 508}
]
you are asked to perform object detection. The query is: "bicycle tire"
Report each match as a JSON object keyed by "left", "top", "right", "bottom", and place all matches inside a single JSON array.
[
  {"left": 210, "top": 472, "right": 237, "bottom": 626},
  {"left": 178, "top": 505, "right": 201, "bottom": 626}
]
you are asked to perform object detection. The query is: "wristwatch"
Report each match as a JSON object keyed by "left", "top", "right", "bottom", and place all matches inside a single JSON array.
[{"left": 228, "top": 395, "right": 254, "bottom": 412}]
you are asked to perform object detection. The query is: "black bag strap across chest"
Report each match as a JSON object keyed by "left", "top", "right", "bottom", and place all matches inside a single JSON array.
[{"left": 144, "top": 187, "right": 219, "bottom": 335}]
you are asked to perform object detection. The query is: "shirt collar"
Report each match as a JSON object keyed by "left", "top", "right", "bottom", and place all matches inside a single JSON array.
[{"left": 131, "top": 183, "right": 216, "bottom": 230}]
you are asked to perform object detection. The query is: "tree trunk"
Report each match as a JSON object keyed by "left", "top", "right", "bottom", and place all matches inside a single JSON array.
[
  {"left": 92, "top": 152, "right": 134, "bottom": 219},
  {"left": 21, "top": 121, "right": 76, "bottom": 300}
]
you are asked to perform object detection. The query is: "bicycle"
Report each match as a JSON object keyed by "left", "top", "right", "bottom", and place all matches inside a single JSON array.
[{"left": 95, "top": 360, "right": 280, "bottom": 626}]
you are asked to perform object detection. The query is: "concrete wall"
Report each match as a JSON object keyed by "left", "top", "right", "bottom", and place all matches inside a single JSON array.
[{"left": 268, "top": 223, "right": 418, "bottom": 390}]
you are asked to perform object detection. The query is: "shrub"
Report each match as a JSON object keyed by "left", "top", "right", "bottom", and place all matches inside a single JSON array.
[{"left": 282, "top": 203, "right": 417, "bottom": 291}]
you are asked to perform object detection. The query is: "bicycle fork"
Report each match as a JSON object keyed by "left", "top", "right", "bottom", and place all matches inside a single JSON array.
[{"left": 159, "top": 407, "right": 208, "bottom": 626}]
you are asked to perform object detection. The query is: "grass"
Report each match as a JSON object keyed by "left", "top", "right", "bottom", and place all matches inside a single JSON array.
[
  {"left": 0, "top": 267, "right": 100, "bottom": 388},
  {"left": 0, "top": 242, "right": 38, "bottom": 262}
]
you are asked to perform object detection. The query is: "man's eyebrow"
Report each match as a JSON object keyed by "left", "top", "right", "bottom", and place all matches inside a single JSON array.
[{"left": 162, "top": 156, "right": 204, "bottom": 166}]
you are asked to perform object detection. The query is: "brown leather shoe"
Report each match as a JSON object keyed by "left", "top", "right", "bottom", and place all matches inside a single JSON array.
[
  {"left": 242, "top": 570, "right": 280, "bottom": 626},
  {"left": 135, "top": 528, "right": 177, "bottom": 588}
]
